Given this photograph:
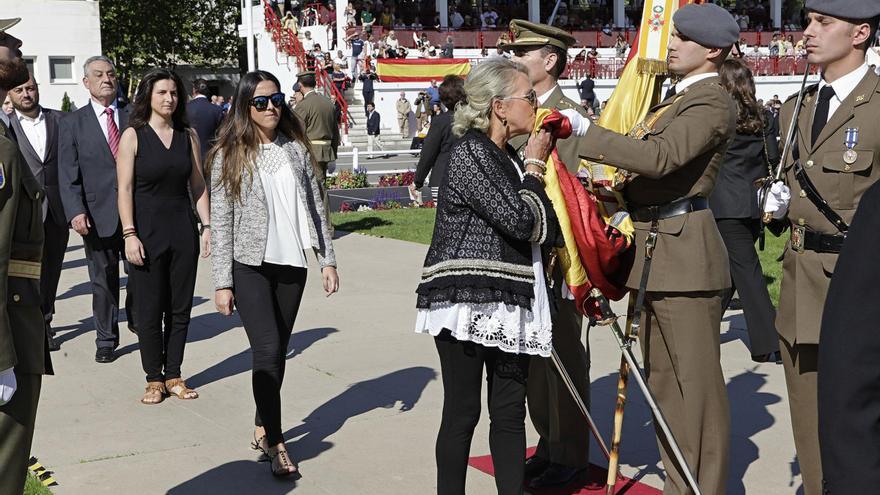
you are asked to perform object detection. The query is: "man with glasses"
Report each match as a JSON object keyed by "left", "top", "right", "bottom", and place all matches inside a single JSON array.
[
  {"left": 504, "top": 20, "right": 593, "bottom": 489},
  {"left": 564, "top": 4, "right": 739, "bottom": 493}
]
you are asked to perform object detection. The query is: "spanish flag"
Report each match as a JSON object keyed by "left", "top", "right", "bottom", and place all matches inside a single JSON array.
[{"left": 376, "top": 58, "right": 471, "bottom": 82}]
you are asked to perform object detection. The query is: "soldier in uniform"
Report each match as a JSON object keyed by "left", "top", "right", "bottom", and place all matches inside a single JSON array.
[
  {"left": 0, "top": 18, "right": 53, "bottom": 495},
  {"left": 567, "top": 4, "right": 739, "bottom": 493},
  {"left": 292, "top": 71, "right": 340, "bottom": 224},
  {"left": 761, "top": 1, "right": 880, "bottom": 493},
  {"left": 502, "top": 20, "right": 593, "bottom": 488}
]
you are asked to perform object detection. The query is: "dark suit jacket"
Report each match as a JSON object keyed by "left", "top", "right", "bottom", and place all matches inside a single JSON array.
[
  {"left": 414, "top": 110, "right": 456, "bottom": 188},
  {"left": 578, "top": 78, "right": 596, "bottom": 103},
  {"left": 366, "top": 111, "right": 380, "bottom": 135},
  {"left": 709, "top": 116, "right": 780, "bottom": 219},
  {"left": 58, "top": 101, "right": 130, "bottom": 238},
  {"left": 186, "top": 96, "right": 223, "bottom": 160},
  {"left": 8, "top": 107, "right": 66, "bottom": 227}
]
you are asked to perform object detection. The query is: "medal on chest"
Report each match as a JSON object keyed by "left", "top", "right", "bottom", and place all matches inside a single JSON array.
[{"left": 843, "top": 127, "right": 859, "bottom": 164}]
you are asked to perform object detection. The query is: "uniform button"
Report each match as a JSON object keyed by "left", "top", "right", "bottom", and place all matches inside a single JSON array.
[
  {"left": 598, "top": 154, "right": 605, "bottom": 161},
  {"left": 806, "top": 160, "right": 814, "bottom": 168},
  {"left": 12, "top": 294, "right": 20, "bottom": 302},
  {"left": 798, "top": 218, "right": 806, "bottom": 226},
  {"left": 799, "top": 190, "right": 807, "bottom": 198}
]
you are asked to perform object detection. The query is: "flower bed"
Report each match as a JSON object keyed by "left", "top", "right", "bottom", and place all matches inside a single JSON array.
[{"left": 325, "top": 168, "right": 433, "bottom": 212}]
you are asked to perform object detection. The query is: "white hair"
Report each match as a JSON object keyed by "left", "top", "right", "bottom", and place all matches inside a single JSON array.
[{"left": 452, "top": 58, "right": 529, "bottom": 137}]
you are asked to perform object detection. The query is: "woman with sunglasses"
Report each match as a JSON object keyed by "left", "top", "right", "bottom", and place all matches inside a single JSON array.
[
  {"left": 116, "top": 68, "right": 210, "bottom": 405},
  {"left": 415, "top": 58, "right": 558, "bottom": 495},
  {"left": 208, "top": 70, "right": 339, "bottom": 478}
]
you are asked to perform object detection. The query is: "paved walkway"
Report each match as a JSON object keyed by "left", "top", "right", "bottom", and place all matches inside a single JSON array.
[{"left": 33, "top": 231, "right": 802, "bottom": 494}]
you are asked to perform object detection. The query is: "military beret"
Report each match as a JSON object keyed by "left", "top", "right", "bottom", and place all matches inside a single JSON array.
[
  {"left": 502, "top": 20, "right": 576, "bottom": 51},
  {"left": 673, "top": 3, "right": 740, "bottom": 49},
  {"left": 296, "top": 70, "right": 315, "bottom": 79},
  {"left": 0, "top": 18, "right": 20, "bottom": 33},
  {"left": 805, "top": 0, "right": 880, "bottom": 20}
]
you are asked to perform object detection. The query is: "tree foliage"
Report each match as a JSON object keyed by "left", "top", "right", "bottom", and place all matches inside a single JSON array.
[{"left": 100, "top": 0, "right": 241, "bottom": 87}]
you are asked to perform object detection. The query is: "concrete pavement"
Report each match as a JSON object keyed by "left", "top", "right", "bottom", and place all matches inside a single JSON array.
[{"left": 32, "top": 230, "right": 803, "bottom": 494}]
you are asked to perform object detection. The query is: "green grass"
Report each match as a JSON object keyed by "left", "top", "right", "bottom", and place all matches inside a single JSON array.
[
  {"left": 332, "top": 208, "right": 787, "bottom": 306},
  {"left": 24, "top": 474, "right": 52, "bottom": 495},
  {"left": 331, "top": 208, "right": 437, "bottom": 245}
]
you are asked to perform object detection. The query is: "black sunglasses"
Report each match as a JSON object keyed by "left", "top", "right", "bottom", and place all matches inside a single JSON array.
[{"left": 250, "top": 92, "right": 286, "bottom": 111}]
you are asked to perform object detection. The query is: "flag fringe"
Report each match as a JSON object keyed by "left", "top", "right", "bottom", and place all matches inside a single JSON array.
[{"left": 637, "top": 58, "right": 668, "bottom": 76}]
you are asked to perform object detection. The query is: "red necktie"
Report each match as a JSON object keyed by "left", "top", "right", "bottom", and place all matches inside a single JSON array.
[{"left": 105, "top": 107, "right": 120, "bottom": 159}]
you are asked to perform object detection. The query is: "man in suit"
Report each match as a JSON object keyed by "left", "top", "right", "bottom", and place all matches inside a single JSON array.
[
  {"left": 505, "top": 20, "right": 593, "bottom": 489},
  {"left": 8, "top": 74, "right": 67, "bottom": 352},
  {"left": 395, "top": 91, "right": 411, "bottom": 139},
  {"left": 578, "top": 75, "right": 596, "bottom": 111},
  {"left": 760, "top": 2, "right": 880, "bottom": 493},
  {"left": 58, "top": 55, "right": 131, "bottom": 364},
  {"left": 568, "top": 4, "right": 739, "bottom": 493},
  {"left": 0, "top": 19, "right": 54, "bottom": 495},
  {"left": 186, "top": 78, "right": 223, "bottom": 163},
  {"left": 359, "top": 68, "right": 377, "bottom": 116},
  {"left": 365, "top": 102, "right": 382, "bottom": 156}
]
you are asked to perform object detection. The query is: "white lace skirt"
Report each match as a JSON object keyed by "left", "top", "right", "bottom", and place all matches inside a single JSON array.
[{"left": 414, "top": 244, "right": 553, "bottom": 357}]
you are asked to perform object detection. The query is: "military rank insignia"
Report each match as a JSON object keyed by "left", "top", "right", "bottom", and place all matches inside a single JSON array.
[{"left": 844, "top": 128, "right": 859, "bottom": 164}]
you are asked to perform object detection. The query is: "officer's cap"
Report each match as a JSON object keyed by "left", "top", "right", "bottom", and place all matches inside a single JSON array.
[
  {"left": 0, "top": 18, "right": 20, "bottom": 33},
  {"left": 805, "top": 0, "right": 880, "bottom": 21},
  {"left": 502, "top": 20, "right": 576, "bottom": 51},
  {"left": 673, "top": 3, "right": 740, "bottom": 49}
]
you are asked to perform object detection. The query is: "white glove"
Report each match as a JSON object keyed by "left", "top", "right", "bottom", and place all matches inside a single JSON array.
[
  {"left": 761, "top": 182, "right": 791, "bottom": 220},
  {"left": 559, "top": 108, "right": 590, "bottom": 137},
  {"left": 0, "top": 367, "right": 16, "bottom": 406}
]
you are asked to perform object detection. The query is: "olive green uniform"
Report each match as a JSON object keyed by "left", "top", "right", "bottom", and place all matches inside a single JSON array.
[{"left": 0, "top": 120, "right": 52, "bottom": 495}]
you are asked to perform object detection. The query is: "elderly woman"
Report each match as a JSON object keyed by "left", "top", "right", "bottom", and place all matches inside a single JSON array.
[{"left": 414, "top": 58, "right": 559, "bottom": 495}]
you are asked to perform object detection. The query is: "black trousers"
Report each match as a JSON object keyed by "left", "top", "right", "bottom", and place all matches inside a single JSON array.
[
  {"left": 233, "top": 261, "right": 307, "bottom": 446},
  {"left": 130, "top": 242, "right": 198, "bottom": 383},
  {"left": 0, "top": 373, "right": 42, "bottom": 495},
  {"left": 41, "top": 218, "right": 69, "bottom": 324},
  {"left": 434, "top": 330, "right": 530, "bottom": 495},
  {"left": 83, "top": 229, "right": 132, "bottom": 349},
  {"left": 716, "top": 218, "right": 779, "bottom": 356},
  {"left": 363, "top": 90, "right": 374, "bottom": 115}
]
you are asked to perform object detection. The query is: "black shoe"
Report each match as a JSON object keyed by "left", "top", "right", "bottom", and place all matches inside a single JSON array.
[
  {"left": 523, "top": 455, "right": 550, "bottom": 479},
  {"left": 752, "top": 350, "right": 782, "bottom": 364},
  {"left": 46, "top": 333, "right": 60, "bottom": 352},
  {"left": 95, "top": 347, "right": 116, "bottom": 363},
  {"left": 528, "top": 463, "right": 582, "bottom": 489}
]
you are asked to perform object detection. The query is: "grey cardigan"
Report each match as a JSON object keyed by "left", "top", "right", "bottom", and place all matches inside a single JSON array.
[{"left": 210, "top": 136, "right": 336, "bottom": 290}]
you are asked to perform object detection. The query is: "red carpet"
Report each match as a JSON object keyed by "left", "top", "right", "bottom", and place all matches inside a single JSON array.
[{"left": 467, "top": 447, "right": 661, "bottom": 495}]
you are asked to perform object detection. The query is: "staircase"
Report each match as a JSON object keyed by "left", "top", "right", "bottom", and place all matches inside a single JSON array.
[{"left": 339, "top": 88, "right": 417, "bottom": 153}]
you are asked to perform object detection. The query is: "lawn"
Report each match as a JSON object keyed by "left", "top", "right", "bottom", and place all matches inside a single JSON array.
[{"left": 333, "top": 208, "right": 788, "bottom": 306}]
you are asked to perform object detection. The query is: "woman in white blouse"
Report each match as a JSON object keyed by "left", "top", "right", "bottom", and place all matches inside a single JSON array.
[{"left": 208, "top": 71, "right": 339, "bottom": 478}]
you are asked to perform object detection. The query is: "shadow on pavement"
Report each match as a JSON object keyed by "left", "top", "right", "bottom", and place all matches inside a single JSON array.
[
  {"left": 726, "top": 367, "right": 781, "bottom": 495},
  {"left": 53, "top": 318, "right": 94, "bottom": 346},
  {"left": 186, "top": 327, "right": 339, "bottom": 389},
  {"left": 165, "top": 460, "right": 297, "bottom": 494},
  {"left": 721, "top": 313, "right": 749, "bottom": 346},
  {"left": 56, "top": 280, "right": 92, "bottom": 301},
  {"left": 333, "top": 216, "right": 391, "bottom": 232},
  {"left": 284, "top": 366, "right": 437, "bottom": 463}
]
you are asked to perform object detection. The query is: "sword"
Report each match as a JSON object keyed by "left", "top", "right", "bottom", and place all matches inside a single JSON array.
[{"left": 760, "top": 64, "right": 812, "bottom": 224}]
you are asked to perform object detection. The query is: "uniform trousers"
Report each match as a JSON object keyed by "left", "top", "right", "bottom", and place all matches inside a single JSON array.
[
  {"left": 0, "top": 373, "right": 42, "bottom": 495},
  {"left": 779, "top": 336, "right": 821, "bottom": 495},
  {"left": 130, "top": 242, "right": 198, "bottom": 383},
  {"left": 715, "top": 218, "right": 779, "bottom": 356},
  {"left": 639, "top": 291, "right": 730, "bottom": 495},
  {"left": 527, "top": 298, "right": 590, "bottom": 468},
  {"left": 233, "top": 261, "right": 307, "bottom": 446},
  {"left": 434, "top": 330, "right": 530, "bottom": 495}
]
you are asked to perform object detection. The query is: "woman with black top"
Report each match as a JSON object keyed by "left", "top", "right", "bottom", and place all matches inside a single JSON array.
[
  {"left": 709, "top": 58, "right": 781, "bottom": 363},
  {"left": 414, "top": 59, "right": 559, "bottom": 495},
  {"left": 209, "top": 71, "right": 338, "bottom": 478},
  {"left": 413, "top": 75, "right": 465, "bottom": 204},
  {"left": 116, "top": 68, "right": 211, "bottom": 405}
]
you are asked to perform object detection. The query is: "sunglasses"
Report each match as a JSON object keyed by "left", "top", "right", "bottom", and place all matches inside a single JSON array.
[
  {"left": 500, "top": 89, "right": 538, "bottom": 107},
  {"left": 250, "top": 92, "right": 286, "bottom": 111}
]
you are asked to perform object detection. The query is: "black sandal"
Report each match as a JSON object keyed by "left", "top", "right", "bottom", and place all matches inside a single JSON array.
[
  {"left": 251, "top": 431, "right": 269, "bottom": 462},
  {"left": 268, "top": 448, "right": 300, "bottom": 478}
]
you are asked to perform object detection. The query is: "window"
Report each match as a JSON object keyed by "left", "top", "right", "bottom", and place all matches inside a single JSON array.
[
  {"left": 23, "top": 57, "right": 35, "bottom": 79},
  {"left": 49, "top": 57, "right": 74, "bottom": 82}
]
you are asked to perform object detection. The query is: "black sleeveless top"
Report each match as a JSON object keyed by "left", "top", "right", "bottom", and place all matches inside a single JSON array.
[{"left": 133, "top": 125, "right": 197, "bottom": 258}]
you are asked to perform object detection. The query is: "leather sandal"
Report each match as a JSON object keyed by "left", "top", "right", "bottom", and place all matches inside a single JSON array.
[
  {"left": 251, "top": 431, "right": 269, "bottom": 462},
  {"left": 164, "top": 378, "right": 198, "bottom": 400},
  {"left": 267, "top": 448, "right": 300, "bottom": 478},
  {"left": 141, "top": 382, "right": 166, "bottom": 405}
]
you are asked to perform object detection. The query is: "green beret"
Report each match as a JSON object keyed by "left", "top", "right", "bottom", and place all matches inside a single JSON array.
[
  {"left": 805, "top": 0, "right": 880, "bottom": 20},
  {"left": 673, "top": 3, "right": 740, "bottom": 49},
  {"left": 502, "top": 20, "right": 576, "bottom": 51}
]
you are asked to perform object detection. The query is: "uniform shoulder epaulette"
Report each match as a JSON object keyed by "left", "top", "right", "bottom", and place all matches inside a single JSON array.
[{"left": 785, "top": 83, "right": 818, "bottom": 103}]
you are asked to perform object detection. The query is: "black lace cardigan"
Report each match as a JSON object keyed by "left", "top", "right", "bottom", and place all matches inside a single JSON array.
[{"left": 416, "top": 129, "right": 561, "bottom": 310}]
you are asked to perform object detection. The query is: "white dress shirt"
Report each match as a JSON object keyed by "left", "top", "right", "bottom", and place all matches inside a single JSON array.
[
  {"left": 15, "top": 109, "right": 47, "bottom": 161},
  {"left": 817, "top": 63, "right": 869, "bottom": 123},
  {"left": 90, "top": 98, "right": 120, "bottom": 142},
  {"left": 672, "top": 71, "right": 719, "bottom": 95},
  {"left": 537, "top": 85, "right": 558, "bottom": 107}
]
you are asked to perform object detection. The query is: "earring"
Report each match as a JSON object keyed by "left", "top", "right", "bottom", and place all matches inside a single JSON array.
[{"left": 502, "top": 118, "right": 508, "bottom": 127}]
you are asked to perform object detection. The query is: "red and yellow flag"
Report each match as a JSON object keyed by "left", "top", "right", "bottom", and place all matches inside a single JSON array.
[{"left": 376, "top": 58, "right": 471, "bottom": 82}]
